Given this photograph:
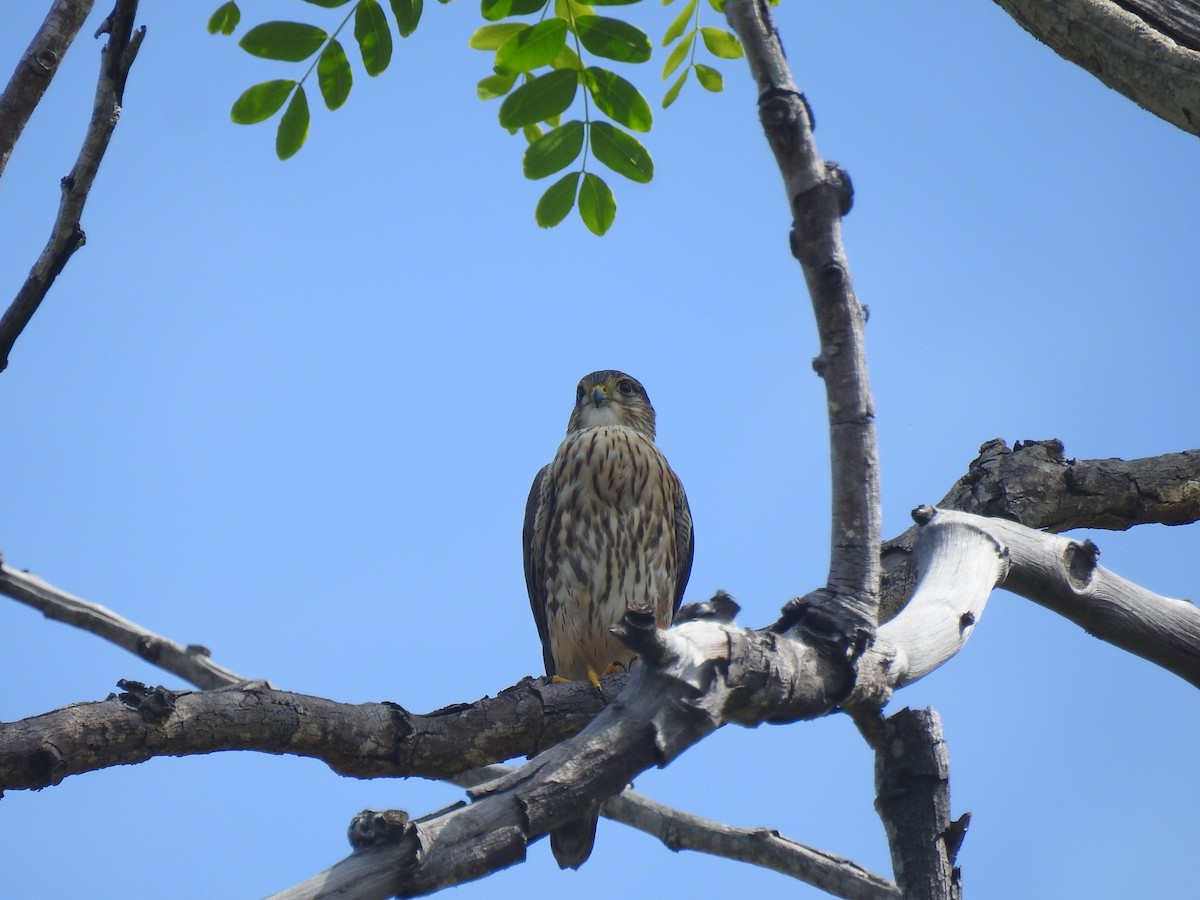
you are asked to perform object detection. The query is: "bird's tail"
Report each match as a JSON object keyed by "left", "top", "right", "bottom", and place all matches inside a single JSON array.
[{"left": 550, "top": 813, "right": 599, "bottom": 869}]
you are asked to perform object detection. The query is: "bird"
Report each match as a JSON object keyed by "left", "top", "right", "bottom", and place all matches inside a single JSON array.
[{"left": 522, "top": 369, "right": 694, "bottom": 868}]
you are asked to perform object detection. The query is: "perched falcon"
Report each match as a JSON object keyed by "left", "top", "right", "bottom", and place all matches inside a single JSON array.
[{"left": 523, "top": 369, "right": 694, "bottom": 869}]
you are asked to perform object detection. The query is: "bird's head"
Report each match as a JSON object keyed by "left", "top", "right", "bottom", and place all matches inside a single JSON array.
[{"left": 566, "top": 370, "right": 656, "bottom": 439}]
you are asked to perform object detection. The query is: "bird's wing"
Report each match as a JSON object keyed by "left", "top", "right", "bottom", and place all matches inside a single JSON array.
[
  {"left": 672, "top": 478, "right": 695, "bottom": 617},
  {"left": 522, "top": 462, "right": 557, "bottom": 676}
]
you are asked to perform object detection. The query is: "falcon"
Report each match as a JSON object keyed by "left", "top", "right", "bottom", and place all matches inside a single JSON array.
[{"left": 522, "top": 369, "right": 694, "bottom": 869}]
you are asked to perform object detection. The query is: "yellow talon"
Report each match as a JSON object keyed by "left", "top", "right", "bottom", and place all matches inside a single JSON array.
[{"left": 587, "top": 667, "right": 602, "bottom": 689}]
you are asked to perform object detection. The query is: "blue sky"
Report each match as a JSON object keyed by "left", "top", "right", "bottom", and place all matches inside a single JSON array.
[{"left": 2, "top": 2, "right": 1198, "bottom": 897}]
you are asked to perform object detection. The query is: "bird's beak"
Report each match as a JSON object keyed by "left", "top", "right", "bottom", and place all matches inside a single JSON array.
[{"left": 591, "top": 385, "right": 609, "bottom": 407}]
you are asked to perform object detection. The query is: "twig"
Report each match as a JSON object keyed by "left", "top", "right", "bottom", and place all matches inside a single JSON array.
[
  {"left": 0, "top": 0, "right": 144, "bottom": 372},
  {"left": 0, "top": 0, "right": 96, "bottom": 178},
  {"left": 0, "top": 561, "right": 245, "bottom": 690},
  {"left": 454, "top": 764, "right": 900, "bottom": 899}
]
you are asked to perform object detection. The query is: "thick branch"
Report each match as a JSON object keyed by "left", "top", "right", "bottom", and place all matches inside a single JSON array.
[
  {"left": 0, "top": 0, "right": 144, "bottom": 372},
  {"left": 867, "top": 708, "right": 963, "bottom": 900},
  {"left": 881, "top": 440, "right": 1200, "bottom": 621},
  {"left": 873, "top": 506, "right": 1200, "bottom": 688},
  {"left": 993, "top": 0, "right": 1200, "bottom": 135},
  {"left": 271, "top": 614, "right": 847, "bottom": 897},
  {"left": 0, "top": 0, "right": 95, "bottom": 179},
  {"left": 726, "top": 0, "right": 881, "bottom": 626},
  {"left": 0, "top": 561, "right": 246, "bottom": 689},
  {"left": 0, "top": 675, "right": 625, "bottom": 792}
]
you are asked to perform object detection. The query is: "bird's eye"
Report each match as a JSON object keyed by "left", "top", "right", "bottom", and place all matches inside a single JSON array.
[{"left": 617, "top": 380, "right": 634, "bottom": 395}]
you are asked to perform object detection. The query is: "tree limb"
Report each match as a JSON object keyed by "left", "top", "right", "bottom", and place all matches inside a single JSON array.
[
  {"left": 992, "top": 0, "right": 1200, "bottom": 136},
  {"left": 881, "top": 439, "right": 1200, "bottom": 621},
  {"left": 0, "top": 0, "right": 96, "bottom": 179},
  {"left": 0, "top": 560, "right": 246, "bottom": 690},
  {"left": 453, "top": 765, "right": 901, "bottom": 899},
  {"left": 0, "top": 0, "right": 143, "bottom": 372},
  {"left": 726, "top": 0, "right": 881, "bottom": 631}
]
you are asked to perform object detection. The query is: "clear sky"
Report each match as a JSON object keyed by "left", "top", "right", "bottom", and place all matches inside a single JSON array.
[{"left": 2, "top": 2, "right": 1198, "bottom": 898}]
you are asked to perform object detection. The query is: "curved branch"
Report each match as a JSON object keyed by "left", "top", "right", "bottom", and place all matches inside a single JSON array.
[
  {"left": 0, "top": 0, "right": 96, "bottom": 179},
  {"left": 881, "top": 440, "right": 1200, "bottom": 621},
  {"left": 875, "top": 506, "right": 1200, "bottom": 688},
  {"left": 993, "top": 0, "right": 1200, "bottom": 136},
  {"left": 0, "top": 0, "right": 144, "bottom": 372},
  {"left": 726, "top": 0, "right": 881, "bottom": 627}
]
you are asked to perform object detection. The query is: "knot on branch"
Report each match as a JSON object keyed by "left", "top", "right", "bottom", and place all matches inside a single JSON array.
[
  {"left": 611, "top": 604, "right": 671, "bottom": 666},
  {"left": 825, "top": 161, "right": 854, "bottom": 215},
  {"left": 674, "top": 590, "right": 741, "bottom": 624},
  {"left": 756, "top": 87, "right": 814, "bottom": 131},
  {"left": 1064, "top": 538, "right": 1100, "bottom": 590},
  {"left": 771, "top": 590, "right": 874, "bottom": 704},
  {"left": 116, "top": 679, "right": 177, "bottom": 722},
  {"left": 347, "top": 808, "right": 413, "bottom": 850}
]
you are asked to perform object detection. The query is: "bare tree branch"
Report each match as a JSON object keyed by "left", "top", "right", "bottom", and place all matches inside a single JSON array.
[
  {"left": 881, "top": 439, "right": 1200, "bottom": 621},
  {"left": 0, "top": 560, "right": 247, "bottom": 689},
  {"left": 0, "top": 0, "right": 143, "bottom": 372},
  {"left": 725, "top": 0, "right": 881, "bottom": 630},
  {"left": 601, "top": 788, "right": 900, "bottom": 900},
  {"left": 0, "top": 675, "right": 625, "bottom": 792},
  {"left": 865, "top": 708, "right": 964, "bottom": 900},
  {"left": 454, "top": 765, "right": 901, "bottom": 899},
  {"left": 0, "top": 0, "right": 96, "bottom": 179},
  {"left": 992, "top": 0, "right": 1200, "bottom": 136},
  {"left": 875, "top": 506, "right": 1200, "bottom": 688}
]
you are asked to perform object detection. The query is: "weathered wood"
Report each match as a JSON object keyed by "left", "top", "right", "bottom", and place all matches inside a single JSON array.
[{"left": 993, "top": 0, "right": 1200, "bottom": 135}]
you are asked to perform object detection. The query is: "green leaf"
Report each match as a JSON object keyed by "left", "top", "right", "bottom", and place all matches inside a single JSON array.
[
  {"left": 536, "top": 172, "right": 580, "bottom": 228},
  {"left": 477, "top": 71, "right": 518, "bottom": 99},
  {"left": 706, "top": 0, "right": 725, "bottom": 10},
  {"left": 355, "top": 0, "right": 393, "bottom": 76},
  {"left": 589, "top": 121, "right": 652, "bottom": 183},
  {"left": 578, "top": 172, "right": 615, "bottom": 235},
  {"left": 207, "top": 2, "right": 241, "bottom": 35},
  {"left": 523, "top": 120, "right": 584, "bottom": 178},
  {"left": 480, "top": 0, "right": 512, "bottom": 19},
  {"left": 694, "top": 62, "right": 722, "bottom": 92},
  {"left": 523, "top": 124, "right": 544, "bottom": 142},
  {"left": 469, "top": 23, "right": 527, "bottom": 50},
  {"left": 302, "top": 0, "right": 354, "bottom": 6},
  {"left": 482, "top": 0, "right": 544, "bottom": 19},
  {"left": 390, "top": 0, "right": 423, "bottom": 37},
  {"left": 550, "top": 44, "right": 582, "bottom": 71},
  {"left": 587, "top": 0, "right": 641, "bottom": 5},
  {"left": 317, "top": 40, "right": 353, "bottom": 110},
  {"left": 498, "top": 69, "right": 578, "bottom": 128},
  {"left": 276, "top": 84, "right": 310, "bottom": 159},
  {"left": 662, "top": 66, "right": 688, "bottom": 108},
  {"left": 584, "top": 67, "right": 652, "bottom": 132},
  {"left": 495, "top": 19, "right": 568, "bottom": 75},
  {"left": 239, "top": 22, "right": 326, "bottom": 61},
  {"left": 661, "top": 30, "right": 693, "bottom": 79},
  {"left": 231, "top": 79, "right": 296, "bottom": 124},
  {"left": 662, "top": 0, "right": 695, "bottom": 46},
  {"left": 574, "top": 16, "right": 651, "bottom": 63},
  {"left": 700, "top": 26, "right": 744, "bottom": 59}
]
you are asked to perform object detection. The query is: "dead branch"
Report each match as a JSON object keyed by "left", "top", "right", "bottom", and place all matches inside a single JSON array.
[
  {"left": 0, "top": 561, "right": 246, "bottom": 689},
  {"left": 993, "top": 0, "right": 1200, "bottom": 136},
  {"left": 725, "top": 0, "right": 880, "bottom": 631},
  {"left": 0, "top": 0, "right": 96, "bottom": 178},
  {"left": 0, "top": 674, "right": 623, "bottom": 793},
  {"left": 453, "top": 765, "right": 901, "bottom": 899},
  {"left": 0, "top": 0, "right": 143, "bottom": 372},
  {"left": 881, "top": 439, "right": 1200, "bottom": 621}
]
